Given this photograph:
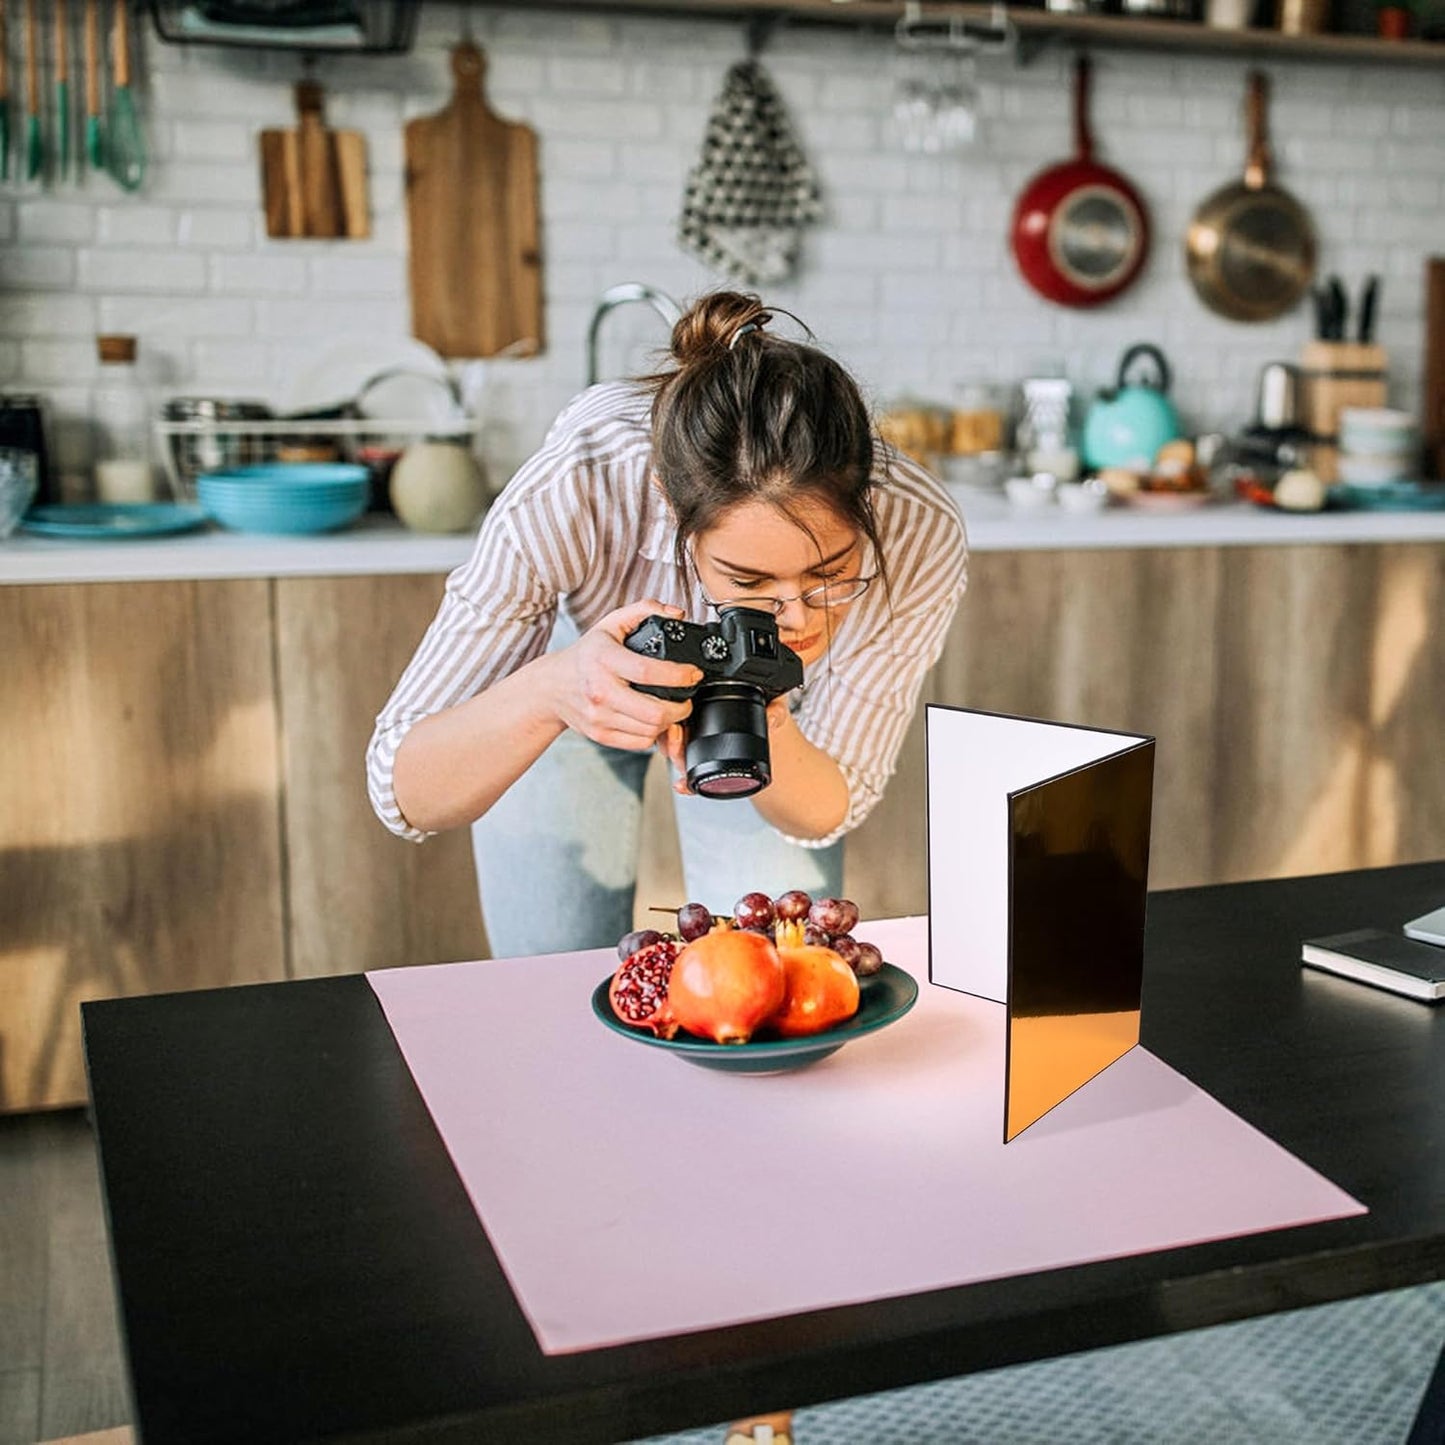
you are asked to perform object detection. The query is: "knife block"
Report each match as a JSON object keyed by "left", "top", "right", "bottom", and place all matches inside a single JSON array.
[{"left": 1300, "top": 341, "right": 1387, "bottom": 483}]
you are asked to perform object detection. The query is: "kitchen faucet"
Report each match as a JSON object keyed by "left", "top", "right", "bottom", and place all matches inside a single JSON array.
[{"left": 585, "top": 283, "right": 683, "bottom": 387}]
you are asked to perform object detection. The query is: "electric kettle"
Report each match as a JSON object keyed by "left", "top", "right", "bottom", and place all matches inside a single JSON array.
[{"left": 1081, "top": 343, "right": 1183, "bottom": 472}]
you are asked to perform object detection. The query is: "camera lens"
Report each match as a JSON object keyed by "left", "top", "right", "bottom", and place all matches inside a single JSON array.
[{"left": 684, "top": 681, "right": 772, "bottom": 800}]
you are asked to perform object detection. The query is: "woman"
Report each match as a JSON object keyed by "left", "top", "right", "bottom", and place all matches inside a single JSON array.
[{"left": 367, "top": 291, "right": 967, "bottom": 960}]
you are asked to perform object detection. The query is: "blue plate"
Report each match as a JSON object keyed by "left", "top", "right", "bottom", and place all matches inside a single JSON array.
[
  {"left": 20, "top": 503, "right": 209, "bottom": 539},
  {"left": 591, "top": 962, "right": 918, "bottom": 1074},
  {"left": 1330, "top": 481, "right": 1445, "bottom": 512}
]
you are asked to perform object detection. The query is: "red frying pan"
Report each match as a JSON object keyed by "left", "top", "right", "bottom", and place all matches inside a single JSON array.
[{"left": 1011, "top": 55, "right": 1149, "bottom": 309}]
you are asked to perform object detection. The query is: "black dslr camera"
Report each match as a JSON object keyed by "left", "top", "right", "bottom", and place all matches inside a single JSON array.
[{"left": 624, "top": 607, "right": 804, "bottom": 799}]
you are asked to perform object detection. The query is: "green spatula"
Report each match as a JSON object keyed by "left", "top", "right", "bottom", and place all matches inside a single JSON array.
[
  {"left": 23, "top": 0, "right": 42, "bottom": 182},
  {"left": 107, "top": 0, "right": 144, "bottom": 191},
  {"left": 55, "top": 0, "right": 70, "bottom": 179},
  {"left": 0, "top": 2, "right": 11, "bottom": 182},
  {"left": 84, "top": 0, "right": 103, "bottom": 169}
]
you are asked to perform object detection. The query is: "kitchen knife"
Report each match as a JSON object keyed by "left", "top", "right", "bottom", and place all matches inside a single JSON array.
[
  {"left": 1327, "top": 274, "right": 1347, "bottom": 342},
  {"left": 1358, "top": 274, "right": 1380, "bottom": 345}
]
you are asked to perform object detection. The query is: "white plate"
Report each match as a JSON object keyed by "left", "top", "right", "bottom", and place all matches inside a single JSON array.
[{"left": 278, "top": 338, "right": 458, "bottom": 422}]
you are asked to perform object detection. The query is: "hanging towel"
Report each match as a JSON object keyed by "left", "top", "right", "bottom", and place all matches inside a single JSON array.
[{"left": 678, "top": 59, "right": 822, "bottom": 286}]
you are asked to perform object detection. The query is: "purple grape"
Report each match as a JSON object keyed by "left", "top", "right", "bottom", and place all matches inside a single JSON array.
[
  {"left": 803, "top": 923, "right": 830, "bottom": 948},
  {"left": 733, "top": 891, "right": 775, "bottom": 931},
  {"left": 808, "top": 897, "right": 859, "bottom": 936},
  {"left": 830, "top": 934, "right": 861, "bottom": 968},
  {"left": 676, "top": 902, "right": 713, "bottom": 942},
  {"left": 773, "top": 889, "right": 813, "bottom": 923},
  {"left": 617, "top": 927, "right": 664, "bottom": 962},
  {"left": 852, "top": 941, "right": 885, "bottom": 978}
]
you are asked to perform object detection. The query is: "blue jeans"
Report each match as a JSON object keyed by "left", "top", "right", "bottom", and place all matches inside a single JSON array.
[{"left": 470, "top": 724, "right": 844, "bottom": 959}]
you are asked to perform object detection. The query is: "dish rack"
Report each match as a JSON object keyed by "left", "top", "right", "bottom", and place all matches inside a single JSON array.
[{"left": 153, "top": 415, "right": 477, "bottom": 501}]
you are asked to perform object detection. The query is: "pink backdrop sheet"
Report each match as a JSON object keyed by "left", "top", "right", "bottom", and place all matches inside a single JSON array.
[{"left": 366, "top": 917, "right": 1364, "bottom": 1355}]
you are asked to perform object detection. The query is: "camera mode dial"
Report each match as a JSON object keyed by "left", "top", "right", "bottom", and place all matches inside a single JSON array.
[
  {"left": 662, "top": 620, "right": 687, "bottom": 643},
  {"left": 700, "top": 636, "right": 729, "bottom": 662}
]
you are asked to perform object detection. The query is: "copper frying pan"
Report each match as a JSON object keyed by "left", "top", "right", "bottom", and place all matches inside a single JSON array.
[{"left": 1186, "top": 71, "right": 1316, "bottom": 323}]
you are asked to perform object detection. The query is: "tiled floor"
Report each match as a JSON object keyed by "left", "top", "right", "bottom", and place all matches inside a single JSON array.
[
  {"left": 3, "top": 1109, "right": 1441, "bottom": 1445},
  {"left": 0, "top": 1111, "right": 131, "bottom": 1445}
]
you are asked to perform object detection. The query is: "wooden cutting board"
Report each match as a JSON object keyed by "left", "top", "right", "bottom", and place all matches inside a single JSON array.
[
  {"left": 260, "top": 79, "right": 369, "bottom": 240},
  {"left": 405, "top": 41, "right": 543, "bottom": 359},
  {"left": 1425, "top": 258, "right": 1445, "bottom": 479}
]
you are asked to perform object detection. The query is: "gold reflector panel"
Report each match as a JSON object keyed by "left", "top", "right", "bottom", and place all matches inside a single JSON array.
[{"left": 1005, "top": 741, "right": 1154, "bottom": 1142}]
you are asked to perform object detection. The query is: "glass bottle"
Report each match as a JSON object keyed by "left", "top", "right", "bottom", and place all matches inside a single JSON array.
[{"left": 93, "top": 335, "right": 156, "bottom": 503}]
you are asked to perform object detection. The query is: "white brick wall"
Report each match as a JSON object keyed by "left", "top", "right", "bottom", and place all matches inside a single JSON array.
[{"left": 1, "top": 1, "right": 1442, "bottom": 490}]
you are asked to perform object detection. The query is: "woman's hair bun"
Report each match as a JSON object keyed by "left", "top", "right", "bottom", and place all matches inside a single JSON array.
[{"left": 669, "top": 291, "right": 769, "bottom": 367}]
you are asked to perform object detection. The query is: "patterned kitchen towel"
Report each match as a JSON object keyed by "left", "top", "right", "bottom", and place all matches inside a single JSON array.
[{"left": 678, "top": 59, "right": 822, "bottom": 286}]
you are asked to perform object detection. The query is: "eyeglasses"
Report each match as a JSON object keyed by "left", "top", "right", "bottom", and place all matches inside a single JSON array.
[{"left": 700, "top": 574, "right": 875, "bottom": 618}]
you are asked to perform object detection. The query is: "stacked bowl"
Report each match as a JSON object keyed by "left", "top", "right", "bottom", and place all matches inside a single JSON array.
[
  {"left": 1336, "top": 409, "right": 1419, "bottom": 488},
  {"left": 197, "top": 463, "right": 370, "bottom": 534}
]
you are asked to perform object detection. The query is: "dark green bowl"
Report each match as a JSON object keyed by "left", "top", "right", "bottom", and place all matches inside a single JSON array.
[{"left": 591, "top": 963, "right": 918, "bottom": 1074}]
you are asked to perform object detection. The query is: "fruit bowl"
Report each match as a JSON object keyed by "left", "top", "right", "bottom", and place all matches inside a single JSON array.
[{"left": 590, "top": 964, "right": 918, "bottom": 1074}]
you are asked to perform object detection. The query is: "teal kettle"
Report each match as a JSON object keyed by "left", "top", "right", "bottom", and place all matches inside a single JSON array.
[{"left": 1082, "top": 344, "right": 1182, "bottom": 472}]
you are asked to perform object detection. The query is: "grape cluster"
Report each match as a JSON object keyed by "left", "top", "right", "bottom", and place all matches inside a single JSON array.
[{"left": 647, "top": 890, "right": 885, "bottom": 978}]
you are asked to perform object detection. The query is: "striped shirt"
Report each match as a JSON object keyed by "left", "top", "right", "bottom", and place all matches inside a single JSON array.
[{"left": 367, "top": 381, "right": 968, "bottom": 847}]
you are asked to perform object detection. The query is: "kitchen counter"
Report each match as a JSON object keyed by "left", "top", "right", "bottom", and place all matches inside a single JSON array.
[
  {"left": 6, "top": 490, "right": 1444, "bottom": 1111},
  {"left": 5, "top": 497, "right": 1445, "bottom": 584}
]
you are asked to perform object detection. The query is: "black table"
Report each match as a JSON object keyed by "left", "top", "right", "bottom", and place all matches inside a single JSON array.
[{"left": 84, "top": 863, "right": 1445, "bottom": 1445}]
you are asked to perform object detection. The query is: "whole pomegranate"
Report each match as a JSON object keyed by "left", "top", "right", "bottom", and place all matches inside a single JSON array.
[
  {"left": 668, "top": 928, "right": 786, "bottom": 1045},
  {"left": 608, "top": 938, "right": 681, "bottom": 1038},
  {"left": 769, "top": 944, "right": 860, "bottom": 1039}
]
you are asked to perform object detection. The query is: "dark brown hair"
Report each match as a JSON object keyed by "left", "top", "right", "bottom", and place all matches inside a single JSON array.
[{"left": 647, "top": 291, "right": 887, "bottom": 595}]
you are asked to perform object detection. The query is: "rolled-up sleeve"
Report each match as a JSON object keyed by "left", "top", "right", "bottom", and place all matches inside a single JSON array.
[{"left": 365, "top": 433, "right": 601, "bottom": 840}]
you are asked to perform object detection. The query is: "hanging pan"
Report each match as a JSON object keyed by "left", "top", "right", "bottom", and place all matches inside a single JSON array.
[
  {"left": 1186, "top": 71, "right": 1316, "bottom": 323},
  {"left": 1010, "top": 54, "right": 1149, "bottom": 309}
]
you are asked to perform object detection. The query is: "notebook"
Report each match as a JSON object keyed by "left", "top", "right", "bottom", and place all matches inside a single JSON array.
[{"left": 1300, "top": 928, "right": 1445, "bottom": 1003}]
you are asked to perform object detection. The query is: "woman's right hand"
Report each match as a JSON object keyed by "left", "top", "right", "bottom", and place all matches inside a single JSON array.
[{"left": 545, "top": 600, "right": 702, "bottom": 752}]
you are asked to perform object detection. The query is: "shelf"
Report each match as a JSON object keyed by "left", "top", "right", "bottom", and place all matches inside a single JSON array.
[{"left": 530, "top": 0, "right": 1445, "bottom": 67}]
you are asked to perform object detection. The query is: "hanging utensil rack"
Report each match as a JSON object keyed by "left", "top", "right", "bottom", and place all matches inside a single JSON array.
[{"left": 146, "top": 0, "right": 417, "bottom": 54}]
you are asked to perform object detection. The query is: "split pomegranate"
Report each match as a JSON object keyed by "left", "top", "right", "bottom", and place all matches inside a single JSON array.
[
  {"left": 608, "top": 938, "right": 682, "bottom": 1038},
  {"left": 769, "top": 943, "right": 860, "bottom": 1039},
  {"left": 668, "top": 928, "right": 786, "bottom": 1045}
]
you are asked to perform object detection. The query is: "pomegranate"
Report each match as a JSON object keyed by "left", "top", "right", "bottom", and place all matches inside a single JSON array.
[
  {"left": 608, "top": 938, "right": 681, "bottom": 1038},
  {"left": 668, "top": 928, "right": 785, "bottom": 1045},
  {"left": 769, "top": 943, "right": 860, "bottom": 1039}
]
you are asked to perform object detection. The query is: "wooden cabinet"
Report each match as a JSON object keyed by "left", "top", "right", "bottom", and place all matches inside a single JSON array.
[
  {"left": 3, "top": 539, "right": 1442, "bottom": 1111},
  {"left": 0, "top": 581, "right": 285, "bottom": 1111},
  {"left": 0, "top": 574, "right": 482, "bottom": 1112},
  {"left": 838, "top": 542, "right": 1445, "bottom": 920}
]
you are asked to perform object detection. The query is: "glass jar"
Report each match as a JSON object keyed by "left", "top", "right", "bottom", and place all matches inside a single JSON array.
[{"left": 93, "top": 335, "right": 156, "bottom": 503}]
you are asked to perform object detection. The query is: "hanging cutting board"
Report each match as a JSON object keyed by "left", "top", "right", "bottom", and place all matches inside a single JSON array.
[
  {"left": 260, "top": 79, "right": 369, "bottom": 240},
  {"left": 405, "top": 41, "right": 543, "bottom": 359}
]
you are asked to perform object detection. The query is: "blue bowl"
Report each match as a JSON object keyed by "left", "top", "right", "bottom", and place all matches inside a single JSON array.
[
  {"left": 202, "top": 463, "right": 371, "bottom": 487},
  {"left": 197, "top": 472, "right": 369, "bottom": 535},
  {"left": 590, "top": 963, "right": 918, "bottom": 1074}
]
